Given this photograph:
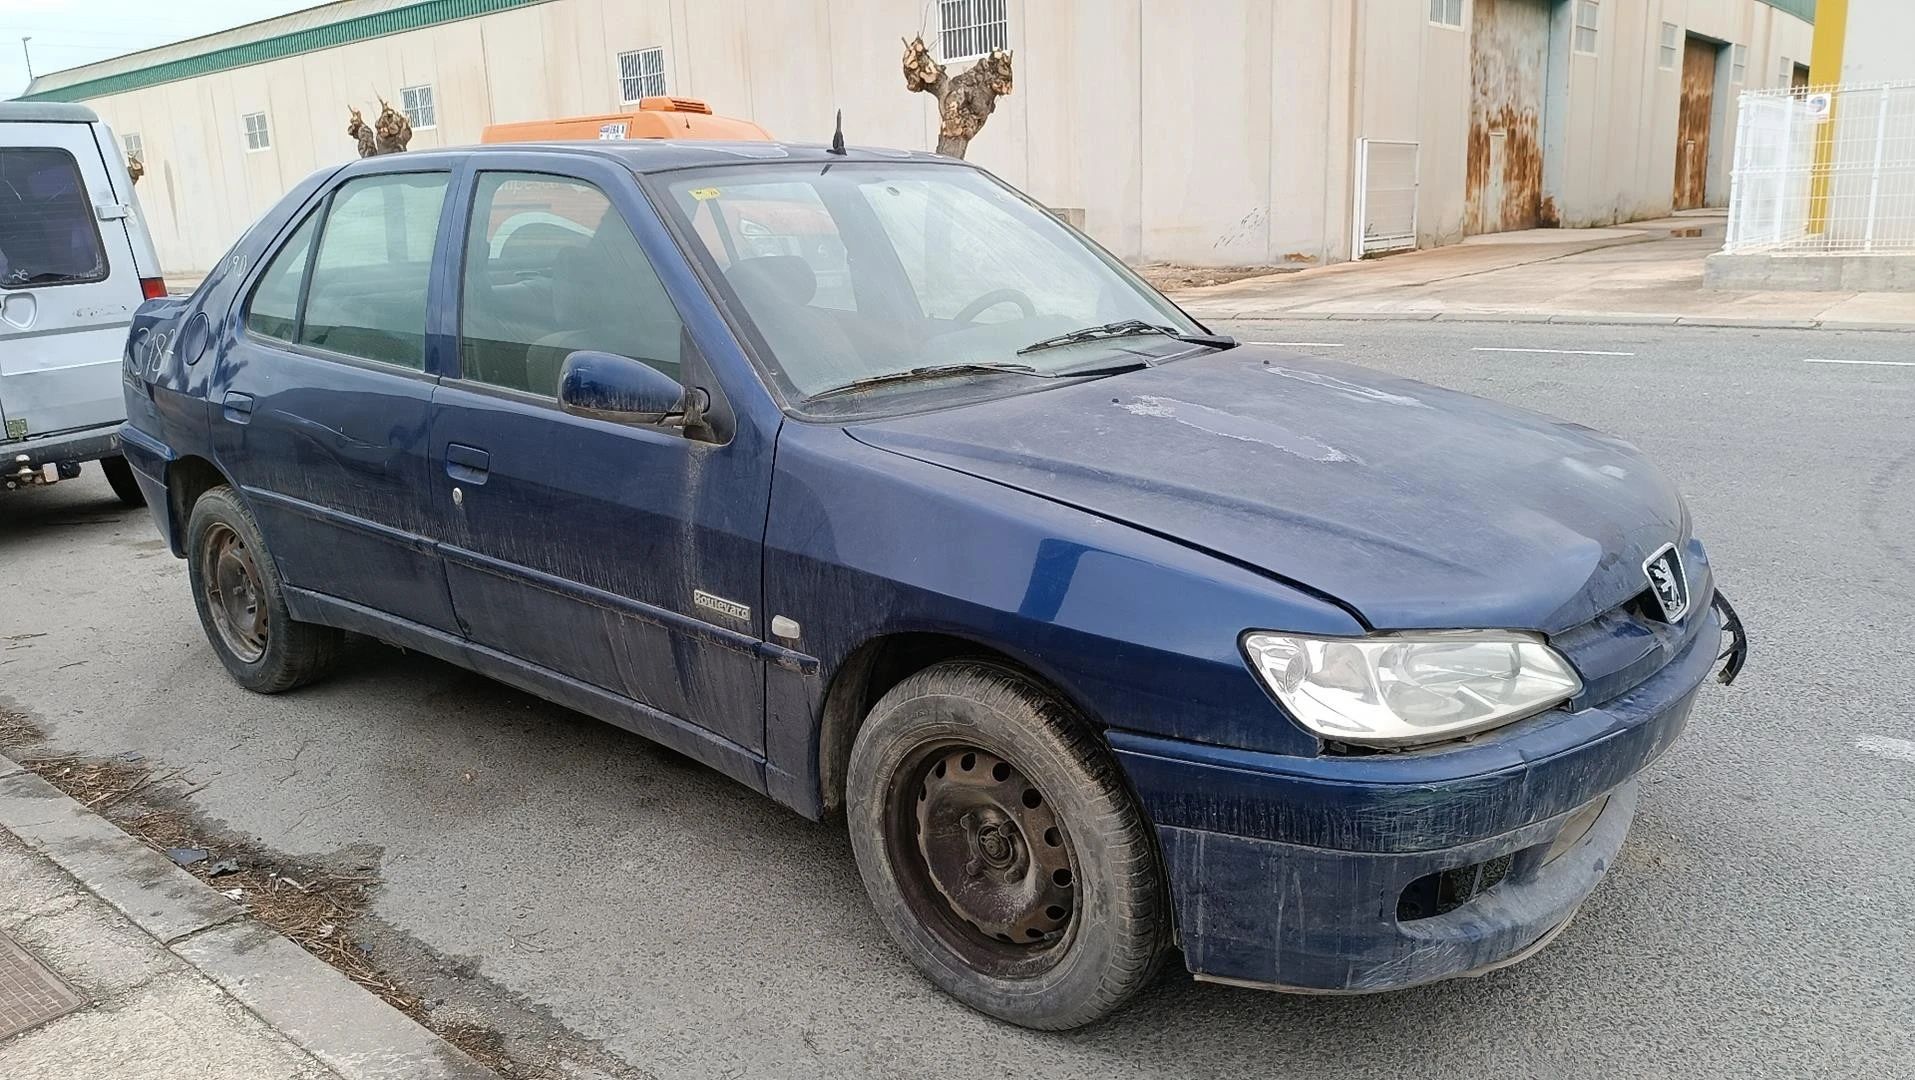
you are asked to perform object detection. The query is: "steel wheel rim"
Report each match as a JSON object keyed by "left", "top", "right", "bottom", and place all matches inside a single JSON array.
[
  {"left": 200, "top": 522, "right": 268, "bottom": 663},
  {"left": 886, "top": 742, "right": 1079, "bottom": 978}
]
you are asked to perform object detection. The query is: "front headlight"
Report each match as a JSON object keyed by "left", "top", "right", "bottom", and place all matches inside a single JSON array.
[{"left": 1241, "top": 630, "right": 1582, "bottom": 748}]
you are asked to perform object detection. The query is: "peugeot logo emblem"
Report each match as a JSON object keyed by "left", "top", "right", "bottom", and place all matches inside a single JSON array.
[{"left": 1642, "top": 543, "right": 1690, "bottom": 622}]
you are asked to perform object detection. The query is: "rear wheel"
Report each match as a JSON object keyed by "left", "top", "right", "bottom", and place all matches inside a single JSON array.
[
  {"left": 185, "top": 486, "right": 342, "bottom": 693},
  {"left": 98, "top": 455, "right": 145, "bottom": 508},
  {"left": 846, "top": 660, "right": 1170, "bottom": 1030}
]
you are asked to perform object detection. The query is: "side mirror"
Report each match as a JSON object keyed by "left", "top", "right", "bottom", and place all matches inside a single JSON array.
[{"left": 557, "top": 351, "right": 705, "bottom": 427}]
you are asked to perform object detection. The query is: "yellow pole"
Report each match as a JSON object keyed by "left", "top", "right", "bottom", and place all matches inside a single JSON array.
[{"left": 1806, "top": 0, "right": 1849, "bottom": 234}]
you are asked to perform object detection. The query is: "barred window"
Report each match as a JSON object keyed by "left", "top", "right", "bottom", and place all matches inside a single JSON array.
[
  {"left": 401, "top": 84, "right": 436, "bottom": 129},
  {"left": 1429, "top": 0, "right": 1463, "bottom": 29},
  {"left": 121, "top": 132, "right": 143, "bottom": 161},
  {"left": 242, "top": 111, "right": 270, "bottom": 152},
  {"left": 618, "top": 47, "right": 667, "bottom": 104},
  {"left": 938, "top": 0, "right": 1008, "bottom": 63}
]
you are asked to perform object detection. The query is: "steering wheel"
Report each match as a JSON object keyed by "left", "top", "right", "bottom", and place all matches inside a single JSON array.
[{"left": 952, "top": 288, "right": 1036, "bottom": 325}]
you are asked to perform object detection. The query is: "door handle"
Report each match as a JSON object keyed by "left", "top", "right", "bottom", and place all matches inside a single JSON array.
[
  {"left": 446, "top": 443, "right": 490, "bottom": 485},
  {"left": 221, "top": 392, "right": 254, "bottom": 424}
]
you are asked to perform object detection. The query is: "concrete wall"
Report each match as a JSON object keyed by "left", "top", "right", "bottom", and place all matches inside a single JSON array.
[
  {"left": 52, "top": 0, "right": 1812, "bottom": 278},
  {"left": 1840, "top": 1, "right": 1915, "bottom": 84}
]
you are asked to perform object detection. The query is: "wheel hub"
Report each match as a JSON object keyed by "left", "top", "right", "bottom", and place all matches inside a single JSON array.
[
  {"left": 912, "top": 748, "right": 1074, "bottom": 946},
  {"left": 201, "top": 523, "right": 268, "bottom": 663}
]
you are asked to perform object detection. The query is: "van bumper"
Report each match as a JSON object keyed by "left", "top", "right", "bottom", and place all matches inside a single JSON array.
[
  {"left": 1109, "top": 604, "right": 1719, "bottom": 993},
  {"left": 2, "top": 425, "right": 123, "bottom": 479}
]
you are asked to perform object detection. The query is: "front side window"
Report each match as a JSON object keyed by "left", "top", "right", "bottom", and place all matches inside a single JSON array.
[
  {"left": 618, "top": 47, "right": 667, "bottom": 103},
  {"left": 297, "top": 173, "right": 448, "bottom": 369},
  {"left": 662, "top": 163, "right": 1200, "bottom": 408},
  {"left": 243, "top": 111, "right": 271, "bottom": 151},
  {"left": 245, "top": 211, "right": 321, "bottom": 342},
  {"left": 459, "top": 172, "right": 683, "bottom": 396},
  {"left": 401, "top": 85, "right": 436, "bottom": 129},
  {"left": 0, "top": 148, "right": 108, "bottom": 289}
]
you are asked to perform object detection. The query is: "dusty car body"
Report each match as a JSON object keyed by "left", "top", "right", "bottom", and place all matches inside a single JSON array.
[{"left": 119, "top": 141, "right": 1744, "bottom": 1029}]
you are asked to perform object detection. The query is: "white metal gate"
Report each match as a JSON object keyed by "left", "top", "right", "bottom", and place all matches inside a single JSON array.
[
  {"left": 1724, "top": 81, "right": 1915, "bottom": 254},
  {"left": 1353, "top": 139, "right": 1419, "bottom": 258}
]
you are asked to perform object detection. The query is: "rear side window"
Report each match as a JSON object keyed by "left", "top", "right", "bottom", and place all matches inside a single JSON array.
[
  {"left": 245, "top": 212, "right": 320, "bottom": 342},
  {"left": 0, "top": 148, "right": 109, "bottom": 289},
  {"left": 457, "top": 172, "right": 684, "bottom": 396},
  {"left": 297, "top": 173, "right": 448, "bottom": 369}
]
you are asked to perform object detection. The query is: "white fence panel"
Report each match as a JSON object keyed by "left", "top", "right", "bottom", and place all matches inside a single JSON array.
[
  {"left": 1353, "top": 139, "right": 1419, "bottom": 258},
  {"left": 1725, "top": 81, "right": 1915, "bottom": 255}
]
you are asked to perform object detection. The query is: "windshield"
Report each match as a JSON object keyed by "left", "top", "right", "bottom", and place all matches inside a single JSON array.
[{"left": 660, "top": 163, "right": 1204, "bottom": 405}]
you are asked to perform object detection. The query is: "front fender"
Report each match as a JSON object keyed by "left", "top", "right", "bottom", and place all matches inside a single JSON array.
[{"left": 762, "top": 421, "right": 1362, "bottom": 815}]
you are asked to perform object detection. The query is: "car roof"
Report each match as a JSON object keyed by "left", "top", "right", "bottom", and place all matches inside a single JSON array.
[
  {"left": 0, "top": 102, "right": 101, "bottom": 124},
  {"left": 340, "top": 140, "right": 958, "bottom": 175}
]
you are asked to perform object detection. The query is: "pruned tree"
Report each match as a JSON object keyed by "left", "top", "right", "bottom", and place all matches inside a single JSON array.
[
  {"left": 347, "top": 107, "right": 378, "bottom": 158},
  {"left": 126, "top": 154, "right": 144, "bottom": 184},
  {"left": 373, "top": 97, "right": 413, "bottom": 155},
  {"left": 902, "top": 35, "right": 1013, "bottom": 159}
]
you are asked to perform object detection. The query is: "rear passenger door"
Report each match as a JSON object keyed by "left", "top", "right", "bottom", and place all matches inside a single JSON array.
[
  {"left": 210, "top": 166, "right": 461, "bottom": 634},
  {"left": 0, "top": 124, "right": 145, "bottom": 441},
  {"left": 428, "top": 163, "right": 772, "bottom": 766}
]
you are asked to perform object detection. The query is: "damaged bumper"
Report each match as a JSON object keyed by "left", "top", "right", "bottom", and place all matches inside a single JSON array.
[{"left": 1109, "top": 603, "right": 1722, "bottom": 993}]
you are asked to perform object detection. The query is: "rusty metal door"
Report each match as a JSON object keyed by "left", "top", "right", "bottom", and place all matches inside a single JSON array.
[
  {"left": 1674, "top": 38, "right": 1717, "bottom": 210},
  {"left": 1466, "top": 0, "right": 1551, "bottom": 235}
]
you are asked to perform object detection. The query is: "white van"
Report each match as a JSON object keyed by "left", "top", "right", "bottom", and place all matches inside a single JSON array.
[{"left": 0, "top": 101, "right": 163, "bottom": 505}]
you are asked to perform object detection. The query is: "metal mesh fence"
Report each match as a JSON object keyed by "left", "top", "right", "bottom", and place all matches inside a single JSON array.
[{"left": 1725, "top": 82, "right": 1915, "bottom": 255}]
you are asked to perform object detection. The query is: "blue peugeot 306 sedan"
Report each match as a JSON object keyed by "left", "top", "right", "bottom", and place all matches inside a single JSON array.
[{"left": 118, "top": 140, "right": 1746, "bottom": 1030}]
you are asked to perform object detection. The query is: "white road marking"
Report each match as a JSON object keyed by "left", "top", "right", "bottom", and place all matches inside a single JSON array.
[
  {"left": 1804, "top": 357, "right": 1915, "bottom": 368},
  {"left": 1857, "top": 735, "right": 1915, "bottom": 765},
  {"left": 1249, "top": 341, "right": 1345, "bottom": 348},
  {"left": 1471, "top": 346, "right": 1636, "bottom": 357}
]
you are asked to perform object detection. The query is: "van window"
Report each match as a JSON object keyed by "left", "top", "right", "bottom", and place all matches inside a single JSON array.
[
  {"left": 458, "top": 172, "right": 683, "bottom": 396},
  {"left": 298, "top": 173, "right": 448, "bottom": 369},
  {"left": 244, "top": 212, "right": 320, "bottom": 342},
  {"left": 0, "top": 148, "right": 109, "bottom": 289}
]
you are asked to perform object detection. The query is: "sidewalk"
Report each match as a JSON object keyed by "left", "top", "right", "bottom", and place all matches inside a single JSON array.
[
  {"left": 1168, "top": 211, "right": 1915, "bottom": 332},
  {"left": 0, "top": 757, "right": 492, "bottom": 1080}
]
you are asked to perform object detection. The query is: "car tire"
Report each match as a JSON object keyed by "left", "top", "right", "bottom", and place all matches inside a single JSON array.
[
  {"left": 98, "top": 455, "right": 146, "bottom": 508},
  {"left": 846, "top": 659, "right": 1171, "bottom": 1030},
  {"left": 185, "top": 486, "right": 342, "bottom": 693}
]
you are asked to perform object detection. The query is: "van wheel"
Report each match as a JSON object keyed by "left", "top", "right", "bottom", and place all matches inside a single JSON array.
[
  {"left": 99, "top": 455, "right": 145, "bottom": 507},
  {"left": 185, "top": 486, "right": 342, "bottom": 693},
  {"left": 846, "top": 660, "right": 1170, "bottom": 1030}
]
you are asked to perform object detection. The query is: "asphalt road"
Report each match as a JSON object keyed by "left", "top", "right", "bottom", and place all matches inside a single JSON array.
[{"left": 3, "top": 320, "right": 1912, "bottom": 1079}]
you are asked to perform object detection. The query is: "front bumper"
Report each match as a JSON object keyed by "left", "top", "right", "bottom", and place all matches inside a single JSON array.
[{"left": 1110, "top": 603, "right": 1720, "bottom": 993}]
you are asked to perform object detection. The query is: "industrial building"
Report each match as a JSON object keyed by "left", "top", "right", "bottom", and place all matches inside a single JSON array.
[{"left": 18, "top": 0, "right": 1815, "bottom": 278}]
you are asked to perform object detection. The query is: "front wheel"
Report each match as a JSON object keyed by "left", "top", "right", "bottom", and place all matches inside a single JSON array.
[
  {"left": 98, "top": 455, "right": 145, "bottom": 507},
  {"left": 846, "top": 660, "right": 1171, "bottom": 1030},
  {"left": 185, "top": 486, "right": 342, "bottom": 693}
]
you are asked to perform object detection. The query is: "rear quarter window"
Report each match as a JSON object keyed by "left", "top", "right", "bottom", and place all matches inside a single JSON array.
[{"left": 0, "top": 147, "right": 109, "bottom": 289}]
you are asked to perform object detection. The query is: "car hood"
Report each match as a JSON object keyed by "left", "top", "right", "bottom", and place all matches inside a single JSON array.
[{"left": 848, "top": 347, "right": 1687, "bottom": 633}]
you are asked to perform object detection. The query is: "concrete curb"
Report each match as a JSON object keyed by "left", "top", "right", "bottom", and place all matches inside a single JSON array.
[
  {"left": 1201, "top": 310, "right": 1915, "bottom": 332},
  {"left": 0, "top": 759, "right": 492, "bottom": 1080}
]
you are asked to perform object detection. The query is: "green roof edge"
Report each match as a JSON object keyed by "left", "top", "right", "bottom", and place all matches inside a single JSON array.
[
  {"left": 18, "top": 0, "right": 551, "bottom": 103},
  {"left": 1759, "top": 0, "right": 1816, "bottom": 23}
]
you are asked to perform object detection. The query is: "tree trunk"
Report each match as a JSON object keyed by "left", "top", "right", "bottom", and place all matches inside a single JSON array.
[{"left": 902, "top": 35, "right": 1012, "bottom": 160}]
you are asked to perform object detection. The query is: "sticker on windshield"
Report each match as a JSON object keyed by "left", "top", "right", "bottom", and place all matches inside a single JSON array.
[{"left": 689, "top": 186, "right": 722, "bottom": 201}]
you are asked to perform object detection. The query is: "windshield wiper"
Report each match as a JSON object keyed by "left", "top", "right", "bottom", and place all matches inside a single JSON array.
[
  {"left": 1016, "top": 319, "right": 1237, "bottom": 356},
  {"left": 807, "top": 362, "right": 1044, "bottom": 401}
]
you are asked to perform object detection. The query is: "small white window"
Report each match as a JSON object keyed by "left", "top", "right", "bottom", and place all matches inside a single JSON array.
[
  {"left": 938, "top": 0, "right": 1008, "bottom": 62},
  {"left": 1659, "top": 23, "right": 1680, "bottom": 69},
  {"left": 617, "top": 47, "right": 667, "bottom": 104},
  {"left": 1730, "top": 44, "right": 1748, "bottom": 84},
  {"left": 121, "top": 132, "right": 143, "bottom": 160},
  {"left": 1778, "top": 56, "right": 1793, "bottom": 87},
  {"left": 1429, "top": 0, "right": 1463, "bottom": 29},
  {"left": 1573, "top": 0, "right": 1599, "bottom": 55},
  {"left": 400, "top": 84, "right": 436, "bottom": 129},
  {"left": 242, "top": 111, "right": 271, "bottom": 152}
]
